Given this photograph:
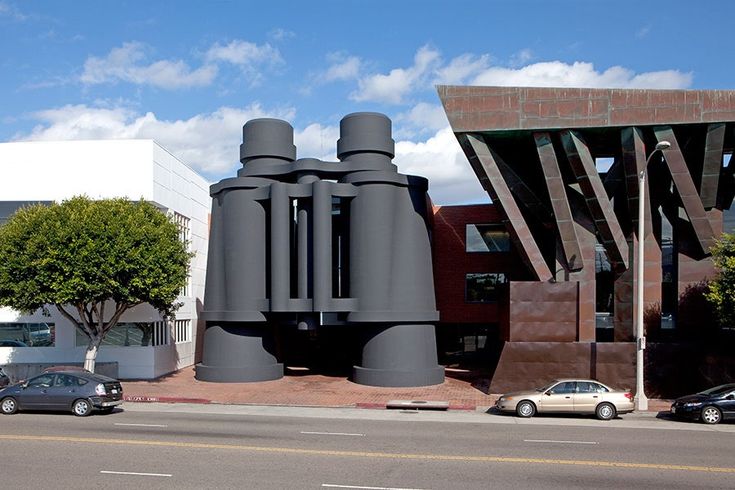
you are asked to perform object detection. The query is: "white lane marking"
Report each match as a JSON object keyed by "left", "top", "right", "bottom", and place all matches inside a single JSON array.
[
  {"left": 100, "top": 471, "right": 172, "bottom": 477},
  {"left": 114, "top": 423, "right": 168, "bottom": 428},
  {"left": 524, "top": 439, "right": 599, "bottom": 445},
  {"left": 301, "top": 431, "right": 365, "bottom": 437},
  {"left": 322, "top": 485, "right": 426, "bottom": 490}
]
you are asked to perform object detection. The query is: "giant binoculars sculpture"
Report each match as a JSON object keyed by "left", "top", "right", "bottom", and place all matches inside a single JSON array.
[{"left": 195, "top": 112, "right": 444, "bottom": 387}]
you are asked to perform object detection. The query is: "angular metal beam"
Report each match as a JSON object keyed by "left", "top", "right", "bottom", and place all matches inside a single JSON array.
[
  {"left": 621, "top": 127, "right": 652, "bottom": 236},
  {"left": 460, "top": 133, "right": 553, "bottom": 281},
  {"left": 701, "top": 123, "right": 725, "bottom": 209},
  {"left": 717, "top": 127, "right": 735, "bottom": 209},
  {"left": 602, "top": 158, "right": 624, "bottom": 199},
  {"left": 489, "top": 147, "right": 554, "bottom": 226},
  {"left": 534, "top": 132, "right": 583, "bottom": 272},
  {"left": 561, "top": 130, "right": 629, "bottom": 269},
  {"left": 654, "top": 126, "right": 715, "bottom": 253}
]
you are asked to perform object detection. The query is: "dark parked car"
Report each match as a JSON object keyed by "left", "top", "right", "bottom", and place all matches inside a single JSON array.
[
  {"left": 0, "top": 367, "right": 9, "bottom": 388},
  {"left": 0, "top": 370, "right": 123, "bottom": 416},
  {"left": 0, "top": 340, "right": 28, "bottom": 347},
  {"left": 670, "top": 383, "right": 735, "bottom": 424},
  {"left": 43, "top": 365, "right": 91, "bottom": 374}
]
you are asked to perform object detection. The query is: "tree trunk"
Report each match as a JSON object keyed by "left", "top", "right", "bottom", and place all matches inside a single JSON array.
[{"left": 84, "top": 336, "right": 102, "bottom": 373}]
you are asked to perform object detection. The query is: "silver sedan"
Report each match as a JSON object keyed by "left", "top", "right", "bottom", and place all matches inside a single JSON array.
[{"left": 495, "top": 379, "right": 635, "bottom": 420}]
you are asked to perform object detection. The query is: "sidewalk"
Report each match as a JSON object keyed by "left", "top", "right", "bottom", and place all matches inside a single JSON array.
[{"left": 121, "top": 367, "right": 673, "bottom": 412}]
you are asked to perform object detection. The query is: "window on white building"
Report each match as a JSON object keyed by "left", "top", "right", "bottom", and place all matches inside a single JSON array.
[
  {"left": 173, "top": 212, "right": 191, "bottom": 297},
  {"left": 173, "top": 319, "right": 191, "bottom": 344},
  {"left": 75, "top": 321, "right": 169, "bottom": 347},
  {"left": 0, "top": 322, "right": 55, "bottom": 347}
]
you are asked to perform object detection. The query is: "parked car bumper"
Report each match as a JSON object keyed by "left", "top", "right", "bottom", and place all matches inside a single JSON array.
[
  {"left": 494, "top": 398, "right": 520, "bottom": 413},
  {"left": 89, "top": 396, "right": 123, "bottom": 409},
  {"left": 670, "top": 404, "right": 702, "bottom": 420}
]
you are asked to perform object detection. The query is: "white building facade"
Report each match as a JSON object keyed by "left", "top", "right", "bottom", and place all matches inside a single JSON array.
[{"left": 0, "top": 140, "right": 210, "bottom": 379}]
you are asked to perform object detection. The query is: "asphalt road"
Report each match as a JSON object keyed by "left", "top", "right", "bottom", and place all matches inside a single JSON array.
[{"left": 0, "top": 403, "right": 733, "bottom": 489}]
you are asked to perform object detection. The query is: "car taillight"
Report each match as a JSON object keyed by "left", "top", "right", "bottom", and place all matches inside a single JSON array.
[
  {"left": 624, "top": 392, "right": 633, "bottom": 401},
  {"left": 95, "top": 383, "right": 107, "bottom": 396}
]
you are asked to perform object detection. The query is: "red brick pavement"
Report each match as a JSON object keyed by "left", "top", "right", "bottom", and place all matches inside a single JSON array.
[{"left": 121, "top": 367, "right": 673, "bottom": 412}]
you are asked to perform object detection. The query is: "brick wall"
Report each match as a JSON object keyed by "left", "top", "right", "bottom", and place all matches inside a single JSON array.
[{"left": 432, "top": 204, "right": 527, "bottom": 324}]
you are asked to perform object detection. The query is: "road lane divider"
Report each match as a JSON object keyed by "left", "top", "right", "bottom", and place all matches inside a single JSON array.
[
  {"left": 1, "top": 434, "right": 733, "bottom": 474},
  {"left": 524, "top": 439, "right": 598, "bottom": 445},
  {"left": 301, "top": 431, "right": 365, "bottom": 437},
  {"left": 114, "top": 423, "right": 169, "bottom": 428},
  {"left": 100, "top": 471, "right": 171, "bottom": 477},
  {"left": 322, "top": 484, "right": 425, "bottom": 490}
]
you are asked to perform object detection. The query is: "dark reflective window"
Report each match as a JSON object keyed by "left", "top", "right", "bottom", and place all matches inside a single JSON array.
[
  {"left": 550, "top": 382, "right": 576, "bottom": 394},
  {"left": 466, "top": 224, "right": 510, "bottom": 252},
  {"left": 75, "top": 322, "right": 165, "bottom": 347},
  {"left": 27, "top": 374, "right": 54, "bottom": 388},
  {"left": 0, "top": 323, "right": 55, "bottom": 347},
  {"left": 465, "top": 273, "right": 507, "bottom": 303}
]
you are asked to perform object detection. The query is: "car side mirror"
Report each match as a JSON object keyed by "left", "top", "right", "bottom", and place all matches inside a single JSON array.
[
  {"left": 727, "top": 394, "right": 735, "bottom": 401},
  {"left": 21, "top": 382, "right": 28, "bottom": 389},
  {"left": 545, "top": 391, "right": 552, "bottom": 396}
]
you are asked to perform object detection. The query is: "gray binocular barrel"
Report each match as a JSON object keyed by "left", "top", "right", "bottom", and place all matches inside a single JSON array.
[{"left": 196, "top": 113, "right": 443, "bottom": 386}]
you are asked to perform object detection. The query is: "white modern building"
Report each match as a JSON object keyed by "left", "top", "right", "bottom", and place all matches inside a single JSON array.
[{"left": 0, "top": 140, "right": 210, "bottom": 379}]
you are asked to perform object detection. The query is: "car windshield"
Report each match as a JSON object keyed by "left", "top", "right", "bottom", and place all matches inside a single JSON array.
[
  {"left": 697, "top": 384, "right": 735, "bottom": 396},
  {"left": 536, "top": 381, "right": 560, "bottom": 392}
]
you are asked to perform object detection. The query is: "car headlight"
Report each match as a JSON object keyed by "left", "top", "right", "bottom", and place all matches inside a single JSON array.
[{"left": 683, "top": 402, "right": 703, "bottom": 408}]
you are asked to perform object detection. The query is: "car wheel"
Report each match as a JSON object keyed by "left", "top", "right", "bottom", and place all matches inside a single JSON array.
[
  {"left": 596, "top": 402, "right": 616, "bottom": 420},
  {"left": 701, "top": 406, "right": 722, "bottom": 425},
  {"left": 72, "top": 398, "right": 92, "bottom": 417},
  {"left": 1, "top": 396, "right": 18, "bottom": 415},
  {"left": 516, "top": 400, "right": 536, "bottom": 418}
]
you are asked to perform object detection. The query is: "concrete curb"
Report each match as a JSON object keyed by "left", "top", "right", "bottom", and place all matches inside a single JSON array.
[
  {"left": 123, "top": 394, "right": 673, "bottom": 413},
  {"left": 124, "top": 395, "right": 211, "bottom": 404}
]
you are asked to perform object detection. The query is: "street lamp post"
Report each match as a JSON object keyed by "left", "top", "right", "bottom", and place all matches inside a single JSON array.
[{"left": 635, "top": 140, "right": 671, "bottom": 411}]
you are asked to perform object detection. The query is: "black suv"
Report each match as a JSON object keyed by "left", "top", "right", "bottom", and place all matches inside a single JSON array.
[{"left": 0, "top": 370, "right": 123, "bottom": 416}]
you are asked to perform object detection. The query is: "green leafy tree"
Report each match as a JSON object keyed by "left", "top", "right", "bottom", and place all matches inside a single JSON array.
[
  {"left": 0, "top": 196, "right": 191, "bottom": 372},
  {"left": 706, "top": 232, "right": 735, "bottom": 329}
]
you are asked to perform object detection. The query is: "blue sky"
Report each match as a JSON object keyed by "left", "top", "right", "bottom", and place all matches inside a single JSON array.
[{"left": 1, "top": 0, "right": 732, "bottom": 204}]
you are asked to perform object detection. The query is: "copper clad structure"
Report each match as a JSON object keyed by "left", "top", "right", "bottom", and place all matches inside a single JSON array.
[{"left": 438, "top": 86, "right": 735, "bottom": 392}]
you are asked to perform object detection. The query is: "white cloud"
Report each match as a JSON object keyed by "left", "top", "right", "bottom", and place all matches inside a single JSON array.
[
  {"left": 294, "top": 123, "right": 340, "bottom": 161},
  {"left": 636, "top": 25, "right": 651, "bottom": 39},
  {"left": 269, "top": 28, "right": 295, "bottom": 41},
  {"left": 0, "top": 1, "right": 27, "bottom": 20},
  {"left": 15, "top": 101, "right": 486, "bottom": 204},
  {"left": 80, "top": 39, "right": 282, "bottom": 90},
  {"left": 323, "top": 55, "right": 362, "bottom": 82},
  {"left": 394, "top": 102, "right": 449, "bottom": 139},
  {"left": 16, "top": 103, "right": 296, "bottom": 176},
  {"left": 395, "top": 126, "right": 487, "bottom": 205},
  {"left": 81, "top": 42, "right": 217, "bottom": 89},
  {"left": 205, "top": 39, "right": 282, "bottom": 68},
  {"left": 470, "top": 61, "right": 692, "bottom": 89},
  {"left": 344, "top": 46, "right": 692, "bottom": 108},
  {"left": 351, "top": 45, "right": 441, "bottom": 104},
  {"left": 433, "top": 53, "right": 490, "bottom": 85},
  {"left": 509, "top": 48, "right": 533, "bottom": 67}
]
